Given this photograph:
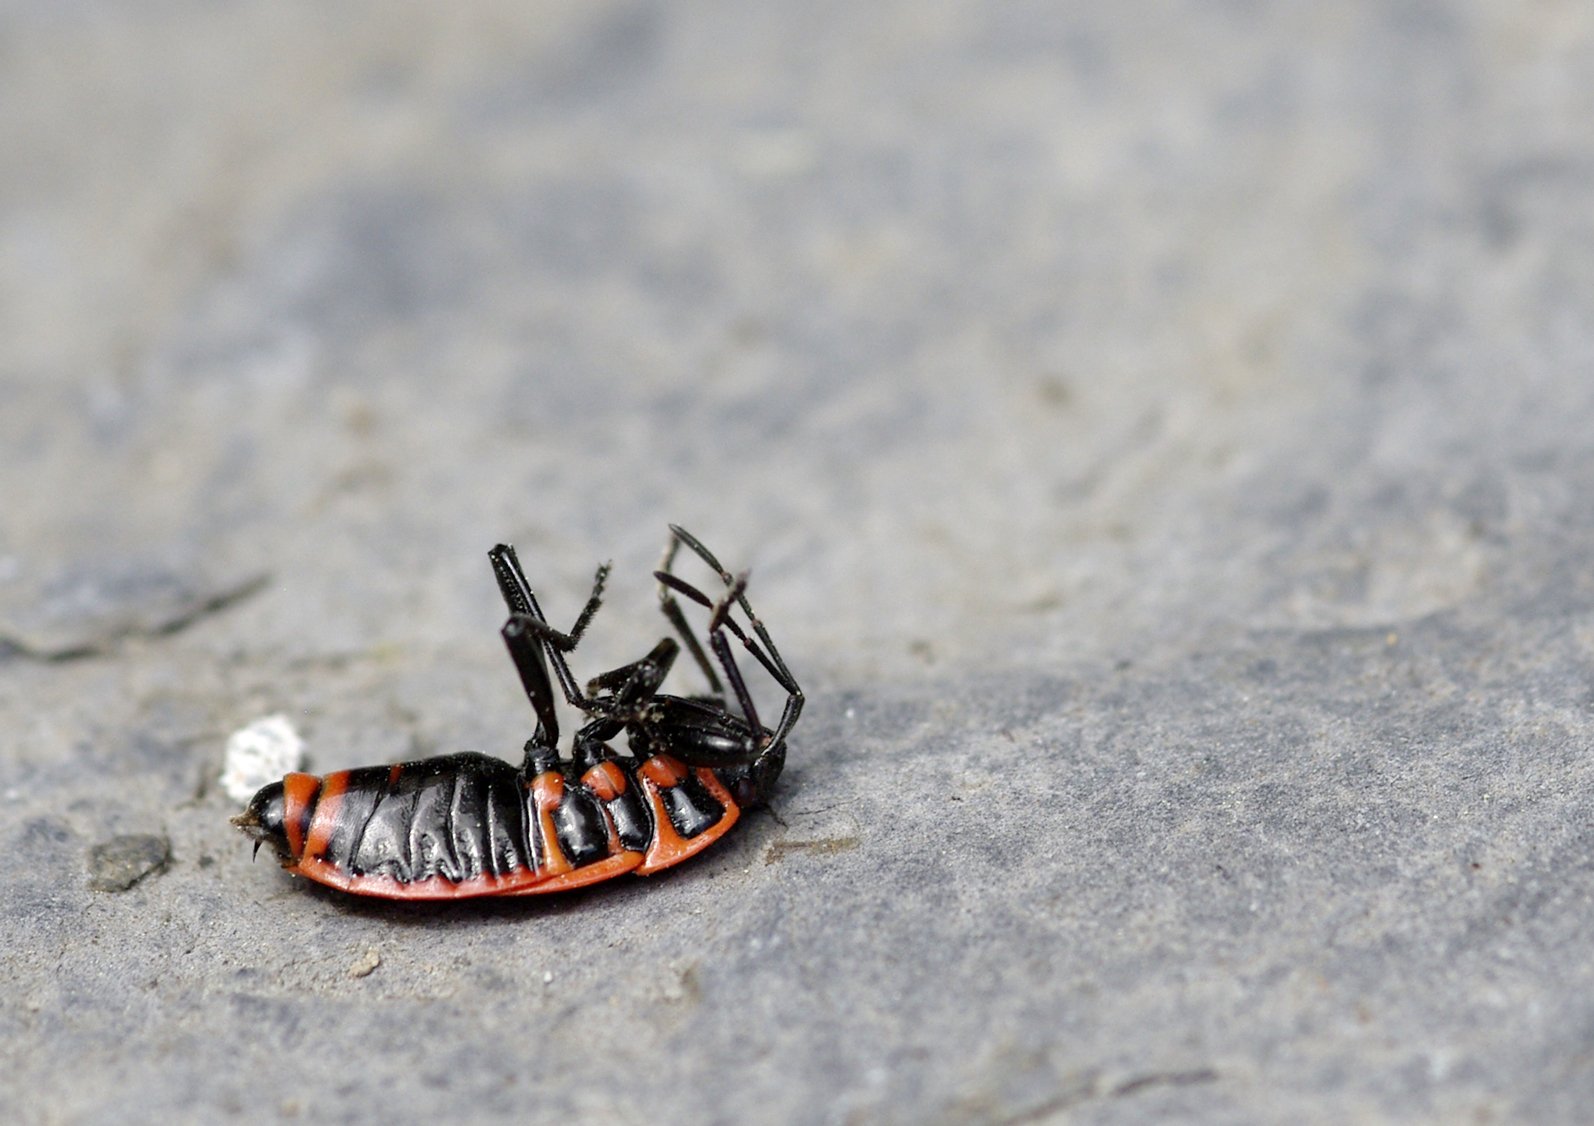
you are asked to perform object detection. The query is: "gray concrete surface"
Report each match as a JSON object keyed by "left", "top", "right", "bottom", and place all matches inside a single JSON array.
[{"left": 5, "top": 3, "right": 1594, "bottom": 1123}]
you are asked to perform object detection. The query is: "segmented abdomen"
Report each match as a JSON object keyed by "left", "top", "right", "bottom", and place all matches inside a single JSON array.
[{"left": 279, "top": 751, "right": 740, "bottom": 899}]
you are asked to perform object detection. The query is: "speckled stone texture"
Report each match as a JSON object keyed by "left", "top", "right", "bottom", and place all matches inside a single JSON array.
[{"left": 5, "top": 3, "right": 1594, "bottom": 1123}]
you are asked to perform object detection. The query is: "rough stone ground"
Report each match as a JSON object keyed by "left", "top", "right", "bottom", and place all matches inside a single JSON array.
[{"left": 4, "top": 3, "right": 1594, "bottom": 1123}]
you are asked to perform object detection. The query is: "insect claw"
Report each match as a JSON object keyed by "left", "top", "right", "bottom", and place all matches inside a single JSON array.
[{"left": 252, "top": 840, "right": 263, "bottom": 861}]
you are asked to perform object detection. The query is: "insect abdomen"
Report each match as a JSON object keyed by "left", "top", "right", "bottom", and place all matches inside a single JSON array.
[
  {"left": 265, "top": 751, "right": 741, "bottom": 899},
  {"left": 331, "top": 755, "right": 532, "bottom": 883}
]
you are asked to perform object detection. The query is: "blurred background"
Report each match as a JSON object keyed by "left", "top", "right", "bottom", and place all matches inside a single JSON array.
[
  {"left": 6, "top": 3, "right": 1594, "bottom": 1122},
  {"left": 17, "top": 3, "right": 1594, "bottom": 682}
]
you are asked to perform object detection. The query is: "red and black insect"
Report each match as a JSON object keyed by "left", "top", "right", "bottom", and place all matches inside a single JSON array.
[{"left": 232, "top": 526, "right": 803, "bottom": 899}]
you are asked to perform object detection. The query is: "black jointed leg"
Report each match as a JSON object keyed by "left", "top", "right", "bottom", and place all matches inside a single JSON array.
[
  {"left": 654, "top": 525, "right": 804, "bottom": 757},
  {"left": 489, "top": 543, "right": 609, "bottom": 712},
  {"left": 656, "top": 569, "right": 766, "bottom": 745},
  {"left": 661, "top": 527, "right": 801, "bottom": 689},
  {"left": 708, "top": 574, "right": 764, "bottom": 738},
  {"left": 490, "top": 543, "right": 610, "bottom": 654},
  {"left": 657, "top": 532, "right": 724, "bottom": 695},
  {"left": 500, "top": 617, "right": 562, "bottom": 749}
]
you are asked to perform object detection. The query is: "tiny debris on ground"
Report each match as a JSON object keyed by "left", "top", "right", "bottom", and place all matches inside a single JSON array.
[
  {"left": 348, "top": 948, "right": 382, "bottom": 979},
  {"left": 220, "top": 714, "right": 306, "bottom": 803},
  {"left": 762, "top": 836, "right": 862, "bottom": 864},
  {"left": 87, "top": 834, "right": 171, "bottom": 892}
]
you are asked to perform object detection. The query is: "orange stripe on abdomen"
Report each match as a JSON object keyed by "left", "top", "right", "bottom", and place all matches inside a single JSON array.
[
  {"left": 635, "top": 757, "right": 740, "bottom": 875},
  {"left": 280, "top": 773, "right": 322, "bottom": 859},
  {"left": 301, "top": 770, "right": 349, "bottom": 861},
  {"left": 582, "top": 760, "right": 629, "bottom": 801},
  {"left": 531, "top": 771, "right": 572, "bottom": 877}
]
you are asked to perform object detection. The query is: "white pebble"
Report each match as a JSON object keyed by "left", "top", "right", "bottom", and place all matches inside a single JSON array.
[{"left": 220, "top": 714, "right": 307, "bottom": 803}]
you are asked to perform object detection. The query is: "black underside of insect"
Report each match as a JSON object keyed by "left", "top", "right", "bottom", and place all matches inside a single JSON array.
[{"left": 233, "top": 526, "right": 804, "bottom": 899}]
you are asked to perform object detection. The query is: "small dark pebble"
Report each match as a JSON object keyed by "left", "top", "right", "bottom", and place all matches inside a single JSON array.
[{"left": 87, "top": 834, "right": 171, "bottom": 892}]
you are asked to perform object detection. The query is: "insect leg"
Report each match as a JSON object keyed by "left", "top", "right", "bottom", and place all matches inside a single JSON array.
[
  {"left": 655, "top": 542, "right": 804, "bottom": 756},
  {"left": 657, "top": 528, "right": 724, "bottom": 695},
  {"left": 501, "top": 616, "right": 562, "bottom": 749},
  {"left": 586, "top": 637, "right": 679, "bottom": 700},
  {"left": 669, "top": 526, "right": 804, "bottom": 751},
  {"left": 661, "top": 529, "right": 798, "bottom": 687},
  {"left": 489, "top": 543, "right": 607, "bottom": 710}
]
